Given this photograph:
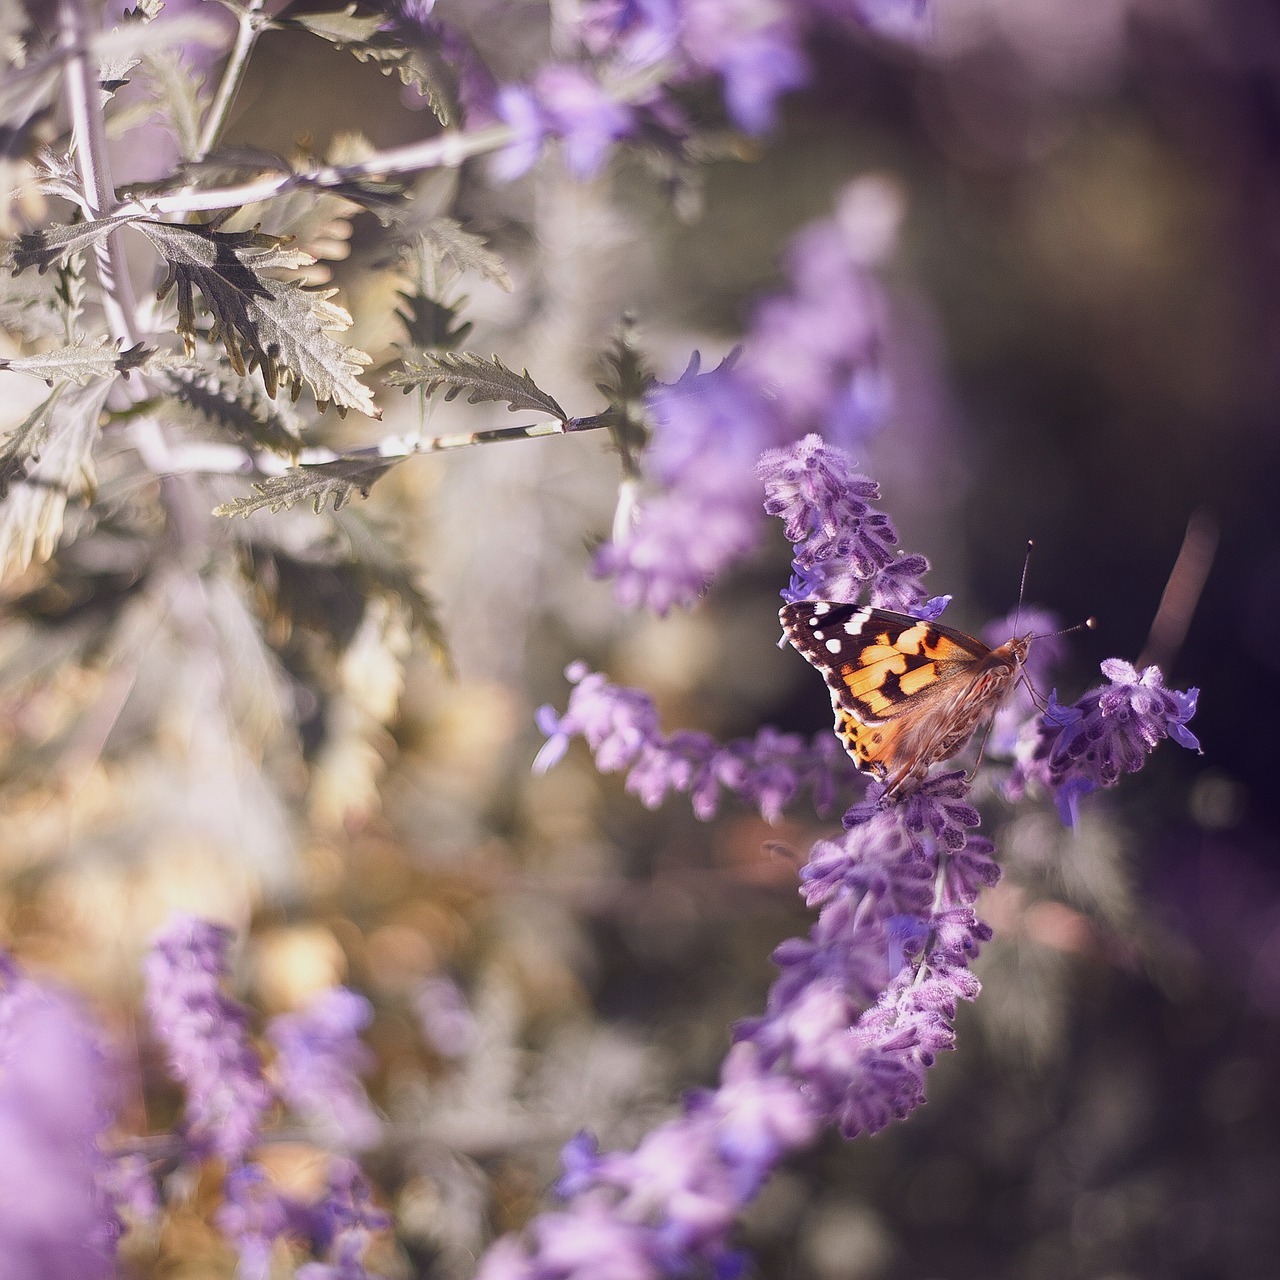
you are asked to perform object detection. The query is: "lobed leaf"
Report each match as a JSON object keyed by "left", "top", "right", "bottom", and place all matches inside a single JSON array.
[
  {"left": 388, "top": 351, "right": 567, "bottom": 421},
  {"left": 213, "top": 456, "right": 397, "bottom": 518},
  {"left": 0, "top": 337, "right": 154, "bottom": 387},
  {"left": 137, "top": 220, "right": 379, "bottom": 417},
  {"left": 0, "top": 385, "right": 64, "bottom": 501},
  {"left": 11, "top": 218, "right": 121, "bottom": 274},
  {"left": 165, "top": 366, "right": 303, "bottom": 458},
  {"left": 276, "top": 8, "right": 458, "bottom": 125},
  {"left": 418, "top": 217, "right": 513, "bottom": 290}
]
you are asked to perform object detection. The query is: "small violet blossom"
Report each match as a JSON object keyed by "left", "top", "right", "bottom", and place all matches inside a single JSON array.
[
  {"left": 143, "top": 915, "right": 273, "bottom": 1165},
  {"left": 268, "top": 987, "right": 382, "bottom": 1151},
  {"left": 1010, "top": 658, "right": 1202, "bottom": 825},
  {"left": 535, "top": 661, "right": 860, "bottom": 822}
]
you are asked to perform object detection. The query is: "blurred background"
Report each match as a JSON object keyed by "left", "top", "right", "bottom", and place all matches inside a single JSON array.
[{"left": 5, "top": 0, "right": 1279, "bottom": 1276}]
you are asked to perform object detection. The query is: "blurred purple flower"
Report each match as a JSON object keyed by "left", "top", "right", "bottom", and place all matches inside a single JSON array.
[
  {"left": 758, "top": 432, "right": 930, "bottom": 609},
  {"left": 1010, "top": 659, "right": 1201, "bottom": 825},
  {"left": 535, "top": 661, "right": 860, "bottom": 820},
  {"left": 594, "top": 184, "right": 900, "bottom": 613},
  {"left": 680, "top": 0, "right": 807, "bottom": 132},
  {"left": 493, "top": 86, "right": 547, "bottom": 181},
  {"left": 743, "top": 185, "right": 899, "bottom": 444},
  {"left": 218, "top": 1158, "right": 389, "bottom": 1280},
  {"left": 413, "top": 974, "right": 476, "bottom": 1058},
  {"left": 595, "top": 355, "right": 771, "bottom": 612},
  {"left": 0, "top": 958, "right": 118, "bottom": 1280},
  {"left": 981, "top": 605, "right": 1065, "bottom": 755},
  {"left": 579, "top": 0, "right": 683, "bottom": 65},
  {"left": 143, "top": 914, "right": 272, "bottom": 1165},
  {"left": 268, "top": 988, "right": 381, "bottom": 1151},
  {"left": 494, "top": 66, "right": 635, "bottom": 181}
]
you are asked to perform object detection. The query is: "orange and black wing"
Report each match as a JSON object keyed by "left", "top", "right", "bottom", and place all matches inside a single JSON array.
[{"left": 780, "top": 602, "right": 990, "bottom": 779}]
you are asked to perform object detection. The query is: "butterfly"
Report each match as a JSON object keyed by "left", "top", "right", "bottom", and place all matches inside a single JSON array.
[{"left": 780, "top": 601, "right": 1033, "bottom": 798}]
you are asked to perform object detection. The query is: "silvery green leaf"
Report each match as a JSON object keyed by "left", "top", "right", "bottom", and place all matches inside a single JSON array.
[
  {"left": 0, "top": 338, "right": 153, "bottom": 387},
  {"left": 213, "top": 456, "right": 396, "bottom": 517},
  {"left": 388, "top": 352, "right": 566, "bottom": 421}
]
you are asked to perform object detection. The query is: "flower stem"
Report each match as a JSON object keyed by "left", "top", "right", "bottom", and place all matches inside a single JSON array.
[{"left": 194, "top": 0, "right": 268, "bottom": 163}]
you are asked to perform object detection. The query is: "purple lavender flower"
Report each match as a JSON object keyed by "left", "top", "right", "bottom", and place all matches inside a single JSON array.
[
  {"left": 535, "top": 662, "right": 859, "bottom": 820},
  {"left": 680, "top": 0, "right": 808, "bottom": 133},
  {"left": 758, "top": 432, "right": 929, "bottom": 609},
  {"left": 594, "top": 185, "right": 900, "bottom": 614},
  {"left": 493, "top": 86, "right": 548, "bottom": 182},
  {"left": 535, "top": 65, "right": 637, "bottom": 178},
  {"left": 268, "top": 988, "right": 381, "bottom": 1151},
  {"left": 143, "top": 915, "right": 273, "bottom": 1165},
  {"left": 0, "top": 959, "right": 118, "bottom": 1280},
  {"left": 595, "top": 355, "right": 771, "bottom": 613},
  {"left": 1010, "top": 659, "right": 1201, "bottom": 825},
  {"left": 218, "top": 1158, "right": 389, "bottom": 1280}
]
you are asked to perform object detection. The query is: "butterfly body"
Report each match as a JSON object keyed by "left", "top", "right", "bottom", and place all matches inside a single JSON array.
[{"left": 780, "top": 601, "right": 1031, "bottom": 796}]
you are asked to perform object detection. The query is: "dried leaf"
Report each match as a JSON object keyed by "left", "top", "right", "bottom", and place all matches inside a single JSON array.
[
  {"left": 213, "top": 456, "right": 397, "bottom": 518},
  {"left": 388, "top": 352, "right": 566, "bottom": 420}
]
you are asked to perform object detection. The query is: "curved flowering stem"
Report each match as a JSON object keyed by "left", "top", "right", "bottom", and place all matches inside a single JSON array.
[
  {"left": 476, "top": 774, "right": 998, "bottom": 1280},
  {"left": 535, "top": 662, "right": 862, "bottom": 822}
]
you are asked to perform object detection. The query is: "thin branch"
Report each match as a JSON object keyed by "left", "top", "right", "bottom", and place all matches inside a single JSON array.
[
  {"left": 131, "top": 414, "right": 611, "bottom": 478},
  {"left": 194, "top": 0, "right": 269, "bottom": 163},
  {"left": 59, "top": 0, "right": 138, "bottom": 344}
]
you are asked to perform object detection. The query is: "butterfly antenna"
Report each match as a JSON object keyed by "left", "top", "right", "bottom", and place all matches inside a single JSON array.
[
  {"left": 1013, "top": 539, "right": 1033, "bottom": 634},
  {"left": 1031, "top": 617, "right": 1097, "bottom": 642}
]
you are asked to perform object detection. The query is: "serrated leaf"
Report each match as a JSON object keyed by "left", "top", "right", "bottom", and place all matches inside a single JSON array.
[
  {"left": 393, "top": 292, "right": 471, "bottom": 352},
  {"left": 11, "top": 217, "right": 121, "bottom": 274},
  {"left": 166, "top": 366, "right": 303, "bottom": 458},
  {"left": 595, "top": 318, "right": 656, "bottom": 479},
  {"left": 276, "top": 8, "right": 458, "bottom": 125},
  {"left": 0, "top": 263, "right": 67, "bottom": 341},
  {"left": 0, "top": 380, "right": 111, "bottom": 579},
  {"left": 213, "top": 456, "right": 396, "bottom": 518},
  {"left": 418, "top": 218, "right": 512, "bottom": 290},
  {"left": 388, "top": 352, "right": 566, "bottom": 420},
  {"left": 332, "top": 508, "right": 450, "bottom": 667},
  {"left": 140, "top": 49, "right": 207, "bottom": 159},
  {"left": 137, "top": 220, "right": 379, "bottom": 416},
  {"left": 0, "top": 337, "right": 154, "bottom": 386},
  {"left": 0, "top": 384, "right": 64, "bottom": 500}
]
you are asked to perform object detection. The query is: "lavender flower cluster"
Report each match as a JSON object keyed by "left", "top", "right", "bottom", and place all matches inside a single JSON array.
[
  {"left": 0, "top": 918, "right": 389, "bottom": 1279},
  {"left": 506, "top": 432, "right": 1202, "bottom": 1280}
]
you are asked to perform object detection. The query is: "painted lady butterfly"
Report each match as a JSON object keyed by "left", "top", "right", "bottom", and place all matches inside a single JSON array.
[{"left": 780, "top": 601, "right": 1033, "bottom": 798}]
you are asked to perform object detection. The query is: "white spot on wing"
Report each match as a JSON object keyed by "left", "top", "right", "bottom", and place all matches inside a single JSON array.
[
  {"left": 825, "top": 638, "right": 841, "bottom": 653},
  {"left": 813, "top": 630, "right": 825, "bottom": 640},
  {"left": 813, "top": 602, "right": 831, "bottom": 616}
]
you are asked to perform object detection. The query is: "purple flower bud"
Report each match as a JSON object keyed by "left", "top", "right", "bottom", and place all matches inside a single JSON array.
[
  {"left": 535, "top": 665, "right": 857, "bottom": 821},
  {"left": 412, "top": 975, "right": 476, "bottom": 1059}
]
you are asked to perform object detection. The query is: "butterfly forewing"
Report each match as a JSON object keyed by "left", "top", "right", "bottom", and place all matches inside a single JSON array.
[{"left": 780, "top": 600, "right": 1029, "bottom": 795}]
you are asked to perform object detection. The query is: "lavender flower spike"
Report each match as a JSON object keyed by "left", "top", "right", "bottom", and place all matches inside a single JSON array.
[
  {"left": 535, "top": 662, "right": 859, "bottom": 821},
  {"left": 758, "top": 433, "right": 929, "bottom": 611},
  {"left": 1010, "top": 658, "right": 1201, "bottom": 825},
  {"left": 144, "top": 915, "right": 273, "bottom": 1165}
]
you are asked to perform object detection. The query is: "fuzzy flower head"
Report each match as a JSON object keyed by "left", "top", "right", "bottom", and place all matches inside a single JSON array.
[{"left": 1010, "top": 659, "right": 1201, "bottom": 824}]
